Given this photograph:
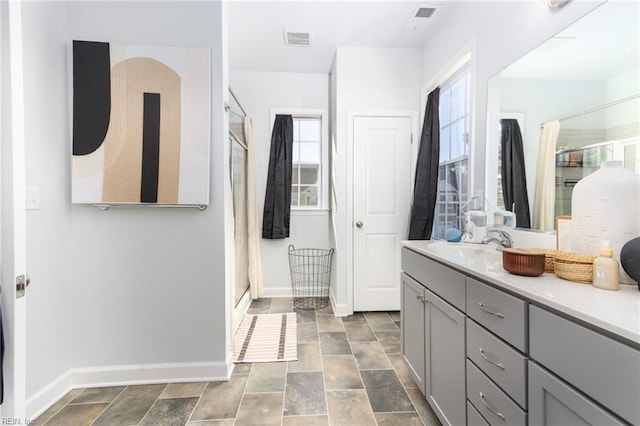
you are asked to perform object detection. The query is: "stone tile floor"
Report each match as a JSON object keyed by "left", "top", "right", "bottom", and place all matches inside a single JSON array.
[{"left": 35, "top": 298, "right": 441, "bottom": 425}]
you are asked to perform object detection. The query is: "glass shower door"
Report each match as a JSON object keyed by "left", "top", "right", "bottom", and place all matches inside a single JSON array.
[{"left": 231, "top": 136, "right": 249, "bottom": 306}]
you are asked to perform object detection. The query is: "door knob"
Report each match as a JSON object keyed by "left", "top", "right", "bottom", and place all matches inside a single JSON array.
[{"left": 355, "top": 221, "right": 363, "bottom": 228}]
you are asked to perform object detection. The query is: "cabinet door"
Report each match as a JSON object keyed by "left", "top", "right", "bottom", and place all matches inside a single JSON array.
[
  {"left": 425, "top": 287, "right": 466, "bottom": 426},
  {"left": 401, "top": 273, "right": 426, "bottom": 394},
  {"left": 529, "top": 362, "right": 625, "bottom": 426}
]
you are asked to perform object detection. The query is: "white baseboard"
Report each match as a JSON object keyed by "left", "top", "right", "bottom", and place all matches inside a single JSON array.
[
  {"left": 328, "top": 285, "right": 352, "bottom": 317},
  {"left": 330, "top": 294, "right": 352, "bottom": 317},
  {"left": 26, "top": 359, "right": 232, "bottom": 421},
  {"left": 26, "top": 369, "right": 74, "bottom": 421}
]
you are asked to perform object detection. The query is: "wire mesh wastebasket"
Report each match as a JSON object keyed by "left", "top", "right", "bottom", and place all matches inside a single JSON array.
[{"left": 288, "top": 245, "right": 334, "bottom": 310}]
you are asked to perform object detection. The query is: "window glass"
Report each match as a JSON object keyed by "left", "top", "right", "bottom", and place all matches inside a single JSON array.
[
  {"left": 299, "top": 141, "right": 320, "bottom": 163},
  {"left": 299, "top": 119, "right": 320, "bottom": 142},
  {"left": 298, "top": 185, "right": 318, "bottom": 207},
  {"left": 439, "top": 126, "right": 450, "bottom": 163},
  {"left": 440, "top": 90, "right": 451, "bottom": 125},
  {"left": 433, "top": 66, "right": 471, "bottom": 239},
  {"left": 291, "top": 116, "right": 322, "bottom": 209},
  {"left": 299, "top": 165, "right": 319, "bottom": 185}
]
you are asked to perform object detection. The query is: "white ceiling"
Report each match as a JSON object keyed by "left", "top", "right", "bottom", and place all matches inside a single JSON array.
[
  {"left": 228, "top": 1, "right": 640, "bottom": 80},
  {"left": 500, "top": 1, "right": 640, "bottom": 81},
  {"left": 227, "top": 1, "right": 449, "bottom": 74}
]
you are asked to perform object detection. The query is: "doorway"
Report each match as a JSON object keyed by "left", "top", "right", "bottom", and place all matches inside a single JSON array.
[{"left": 352, "top": 115, "right": 413, "bottom": 311}]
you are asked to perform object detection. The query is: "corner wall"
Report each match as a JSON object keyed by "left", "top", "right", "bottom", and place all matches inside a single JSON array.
[
  {"left": 21, "top": 0, "right": 73, "bottom": 404},
  {"left": 21, "top": 1, "right": 230, "bottom": 418}
]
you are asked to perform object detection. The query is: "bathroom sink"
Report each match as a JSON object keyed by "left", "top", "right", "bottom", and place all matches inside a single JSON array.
[
  {"left": 426, "top": 242, "right": 498, "bottom": 257},
  {"left": 425, "top": 242, "right": 504, "bottom": 272}
]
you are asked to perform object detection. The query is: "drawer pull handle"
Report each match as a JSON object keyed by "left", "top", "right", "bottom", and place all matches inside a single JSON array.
[
  {"left": 479, "top": 348, "right": 505, "bottom": 370},
  {"left": 479, "top": 392, "right": 505, "bottom": 421},
  {"left": 478, "top": 302, "right": 505, "bottom": 319}
]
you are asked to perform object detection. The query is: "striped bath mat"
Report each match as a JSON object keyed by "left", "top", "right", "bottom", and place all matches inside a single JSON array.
[{"left": 233, "top": 313, "right": 297, "bottom": 363}]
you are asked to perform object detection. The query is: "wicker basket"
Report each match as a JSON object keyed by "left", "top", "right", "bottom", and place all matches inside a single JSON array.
[
  {"left": 554, "top": 251, "right": 597, "bottom": 284},
  {"left": 532, "top": 248, "right": 558, "bottom": 273}
]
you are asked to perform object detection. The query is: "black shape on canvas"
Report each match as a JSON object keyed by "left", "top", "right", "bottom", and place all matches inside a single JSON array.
[
  {"left": 141, "top": 92, "right": 161, "bottom": 203},
  {"left": 72, "top": 40, "right": 111, "bottom": 156}
]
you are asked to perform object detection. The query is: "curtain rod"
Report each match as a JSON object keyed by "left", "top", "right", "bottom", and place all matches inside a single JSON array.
[
  {"left": 542, "top": 93, "right": 640, "bottom": 127},
  {"left": 229, "top": 88, "right": 247, "bottom": 117}
]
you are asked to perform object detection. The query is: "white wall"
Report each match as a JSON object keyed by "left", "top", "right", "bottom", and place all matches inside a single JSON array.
[
  {"left": 21, "top": 0, "right": 73, "bottom": 401},
  {"left": 606, "top": 68, "right": 640, "bottom": 130},
  {"left": 420, "top": 0, "right": 604, "bottom": 199},
  {"left": 230, "top": 70, "right": 330, "bottom": 295},
  {"left": 19, "top": 1, "right": 230, "bottom": 417},
  {"left": 333, "top": 47, "right": 422, "bottom": 315}
]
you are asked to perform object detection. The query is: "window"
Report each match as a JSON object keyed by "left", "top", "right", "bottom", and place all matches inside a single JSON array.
[
  {"left": 291, "top": 116, "right": 322, "bottom": 209},
  {"left": 433, "top": 67, "right": 471, "bottom": 239}
]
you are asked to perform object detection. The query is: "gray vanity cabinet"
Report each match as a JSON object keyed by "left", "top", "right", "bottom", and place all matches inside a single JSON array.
[
  {"left": 401, "top": 273, "right": 426, "bottom": 394},
  {"left": 401, "top": 244, "right": 639, "bottom": 426},
  {"left": 424, "top": 286, "right": 466, "bottom": 426},
  {"left": 401, "top": 249, "right": 466, "bottom": 426},
  {"left": 528, "top": 362, "right": 625, "bottom": 426},
  {"left": 530, "top": 305, "right": 640, "bottom": 425}
]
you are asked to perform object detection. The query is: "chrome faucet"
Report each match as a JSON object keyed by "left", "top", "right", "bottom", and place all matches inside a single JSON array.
[{"left": 481, "top": 228, "right": 513, "bottom": 248}]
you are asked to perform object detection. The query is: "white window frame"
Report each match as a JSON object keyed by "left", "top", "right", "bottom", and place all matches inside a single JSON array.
[{"left": 270, "top": 108, "right": 329, "bottom": 212}]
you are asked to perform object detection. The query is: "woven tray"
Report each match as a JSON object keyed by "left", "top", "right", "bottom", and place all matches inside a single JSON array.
[{"left": 554, "top": 251, "right": 597, "bottom": 284}]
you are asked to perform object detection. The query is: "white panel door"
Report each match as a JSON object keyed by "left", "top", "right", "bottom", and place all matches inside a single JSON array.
[
  {"left": 1, "top": 0, "right": 28, "bottom": 417},
  {"left": 353, "top": 116, "right": 412, "bottom": 311}
]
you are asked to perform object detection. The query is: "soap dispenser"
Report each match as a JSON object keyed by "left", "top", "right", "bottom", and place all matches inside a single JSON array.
[{"left": 593, "top": 240, "right": 619, "bottom": 291}]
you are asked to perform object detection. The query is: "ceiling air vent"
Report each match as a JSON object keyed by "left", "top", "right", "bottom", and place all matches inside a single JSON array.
[
  {"left": 284, "top": 30, "right": 311, "bottom": 47},
  {"left": 407, "top": 6, "right": 439, "bottom": 29},
  {"left": 415, "top": 7, "right": 436, "bottom": 18}
]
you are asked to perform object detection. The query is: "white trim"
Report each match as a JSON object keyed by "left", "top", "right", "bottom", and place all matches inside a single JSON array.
[
  {"left": 233, "top": 289, "right": 252, "bottom": 332},
  {"left": 424, "top": 51, "right": 472, "bottom": 95},
  {"left": 26, "top": 360, "right": 232, "bottom": 421},
  {"left": 347, "top": 110, "right": 419, "bottom": 314},
  {"left": 269, "top": 108, "right": 329, "bottom": 211},
  {"left": 25, "top": 370, "right": 74, "bottom": 423},
  {"left": 330, "top": 293, "right": 352, "bottom": 317}
]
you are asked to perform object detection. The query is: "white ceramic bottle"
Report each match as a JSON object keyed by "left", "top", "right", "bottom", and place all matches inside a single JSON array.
[
  {"left": 571, "top": 161, "right": 640, "bottom": 285},
  {"left": 592, "top": 240, "right": 619, "bottom": 291}
]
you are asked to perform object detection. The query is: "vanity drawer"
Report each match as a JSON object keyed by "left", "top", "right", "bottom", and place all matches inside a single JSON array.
[
  {"left": 467, "top": 401, "right": 489, "bottom": 426},
  {"left": 467, "top": 360, "right": 527, "bottom": 426},
  {"left": 401, "top": 247, "right": 466, "bottom": 311},
  {"left": 467, "top": 319, "right": 528, "bottom": 408},
  {"left": 466, "top": 278, "right": 527, "bottom": 352},
  {"left": 530, "top": 305, "right": 640, "bottom": 425}
]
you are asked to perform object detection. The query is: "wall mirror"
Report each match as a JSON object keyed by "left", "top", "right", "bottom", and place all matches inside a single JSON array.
[{"left": 485, "top": 1, "right": 639, "bottom": 232}]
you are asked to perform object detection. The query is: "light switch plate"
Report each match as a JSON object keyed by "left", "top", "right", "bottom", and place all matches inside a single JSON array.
[{"left": 26, "top": 187, "right": 40, "bottom": 210}]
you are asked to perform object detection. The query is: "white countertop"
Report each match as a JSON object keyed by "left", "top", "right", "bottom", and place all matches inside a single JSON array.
[{"left": 402, "top": 240, "right": 640, "bottom": 346}]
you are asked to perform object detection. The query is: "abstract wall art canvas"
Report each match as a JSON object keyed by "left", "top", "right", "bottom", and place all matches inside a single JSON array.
[{"left": 72, "top": 40, "right": 211, "bottom": 205}]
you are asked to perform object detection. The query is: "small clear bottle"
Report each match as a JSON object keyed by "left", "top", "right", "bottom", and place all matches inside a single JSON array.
[{"left": 592, "top": 240, "right": 619, "bottom": 291}]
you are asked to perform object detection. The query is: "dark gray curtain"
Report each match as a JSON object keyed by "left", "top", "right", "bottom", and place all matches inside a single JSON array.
[
  {"left": 408, "top": 88, "right": 440, "bottom": 240},
  {"left": 262, "top": 115, "right": 293, "bottom": 239},
  {"left": 500, "top": 119, "right": 531, "bottom": 228},
  {"left": 0, "top": 304, "right": 3, "bottom": 404}
]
